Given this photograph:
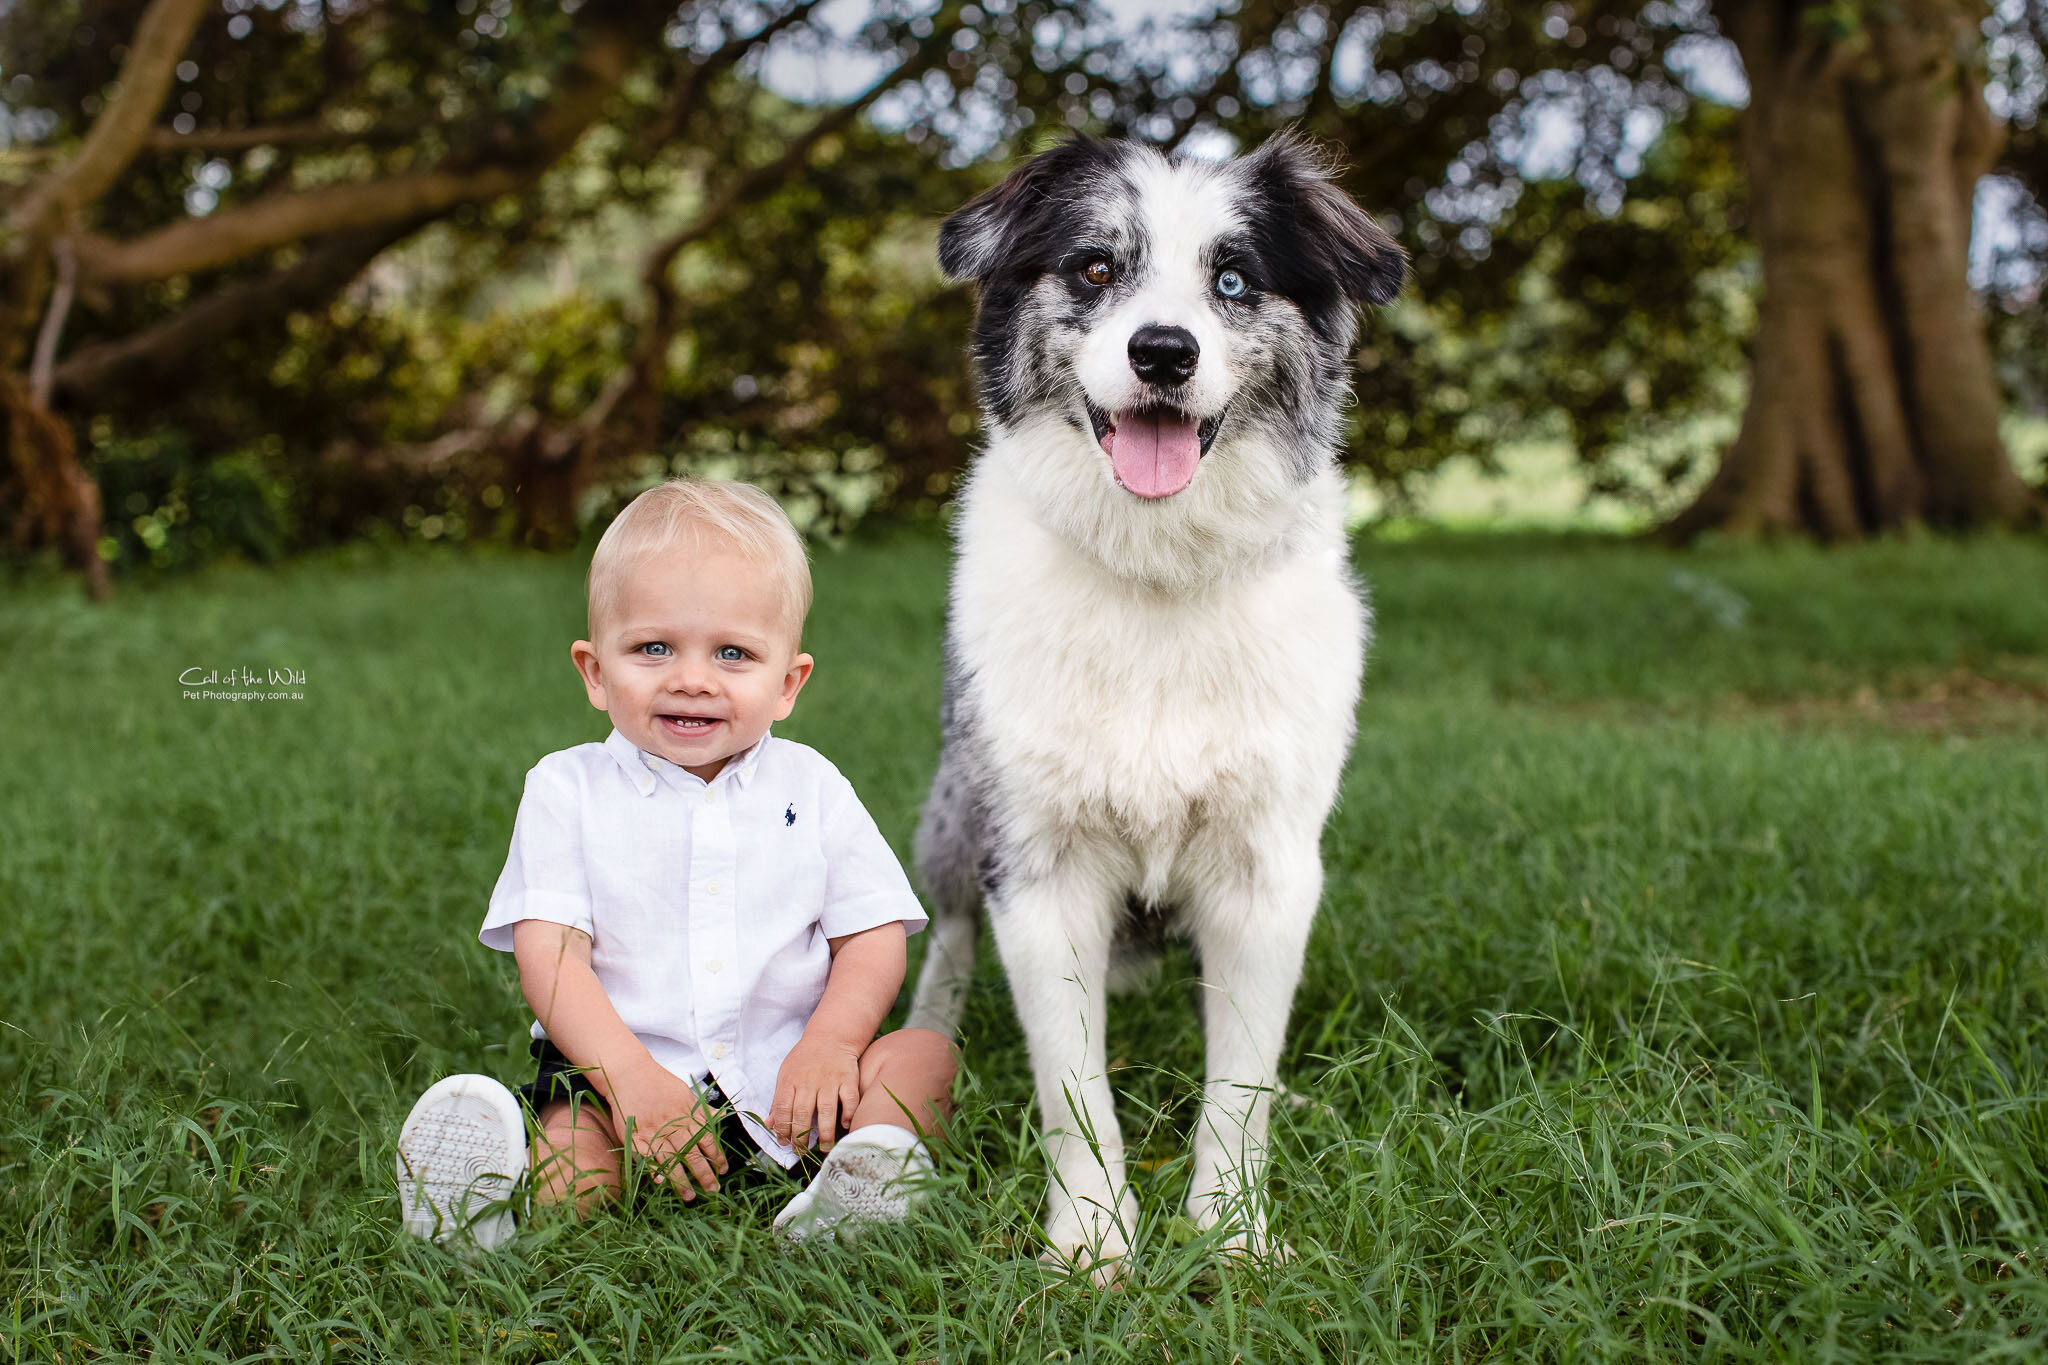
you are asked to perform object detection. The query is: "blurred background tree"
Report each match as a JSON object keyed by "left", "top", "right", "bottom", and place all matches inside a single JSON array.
[
  {"left": 3, "top": 0, "right": 2045, "bottom": 598},
  {"left": 1091, "top": 0, "right": 2048, "bottom": 538}
]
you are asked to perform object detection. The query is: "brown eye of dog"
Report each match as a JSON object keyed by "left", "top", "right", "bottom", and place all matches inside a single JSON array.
[{"left": 1082, "top": 258, "right": 1114, "bottom": 287}]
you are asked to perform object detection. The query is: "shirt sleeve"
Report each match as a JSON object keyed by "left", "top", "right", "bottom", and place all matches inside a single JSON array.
[
  {"left": 478, "top": 760, "right": 595, "bottom": 953},
  {"left": 817, "top": 771, "right": 930, "bottom": 940}
]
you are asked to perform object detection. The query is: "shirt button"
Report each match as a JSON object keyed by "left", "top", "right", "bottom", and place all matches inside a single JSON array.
[
  {"left": 706, "top": 959, "right": 722, "bottom": 973},
  {"left": 704, "top": 789, "right": 717, "bottom": 805},
  {"left": 644, "top": 755, "right": 659, "bottom": 770},
  {"left": 712, "top": 1042, "right": 726, "bottom": 1060},
  {"left": 706, "top": 881, "right": 719, "bottom": 895}
]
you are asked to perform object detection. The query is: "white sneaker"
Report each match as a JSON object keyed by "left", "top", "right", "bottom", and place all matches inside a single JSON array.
[
  {"left": 396, "top": 1074, "right": 528, "bottom": 1252},
  {"left": 773, "top": 1124, "right": 934, "bottom": 1244}
]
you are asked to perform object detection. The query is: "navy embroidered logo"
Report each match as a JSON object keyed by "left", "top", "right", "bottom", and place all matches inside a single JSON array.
[{"left": 784, "top": 804, "right": 796, "bottom": 826}]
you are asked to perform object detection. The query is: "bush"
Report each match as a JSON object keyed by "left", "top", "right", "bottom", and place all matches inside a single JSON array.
[{"left": 88, "top": 428, "right": 295, "bottom": 576}]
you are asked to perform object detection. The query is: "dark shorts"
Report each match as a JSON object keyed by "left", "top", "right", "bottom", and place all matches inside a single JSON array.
[{"left": 515, "top": 1038, "right": 821, "bottom": 1194}]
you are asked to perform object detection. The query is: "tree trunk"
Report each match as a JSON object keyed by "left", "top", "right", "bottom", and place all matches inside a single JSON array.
[
  {"left": 3, "top": 374, "right": 111, "bottom": 600},
  {"left": 1668, "top": 0, "right": 2046, "bottom": 540}
]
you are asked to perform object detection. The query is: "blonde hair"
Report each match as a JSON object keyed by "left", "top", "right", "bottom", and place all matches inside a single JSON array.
[{"left": 585, "top": 479, "right": 812, "bottom": 645}]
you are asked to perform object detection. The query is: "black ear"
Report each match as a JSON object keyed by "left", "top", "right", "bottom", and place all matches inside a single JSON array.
[
  {"left": 937, "top": 137, "right": 1122, "bottom": 283},
  {"left": 1245, "top": 133, "right": 1407, "bottom": 306}
]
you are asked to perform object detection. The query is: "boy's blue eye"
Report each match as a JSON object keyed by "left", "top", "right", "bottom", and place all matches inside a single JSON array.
[
  {"left": 1215, "top": 269, "right": 1247, "bottom": 299},
  {"left": 638, "top": 642, "right": 671, "bottom": 657},
  {"left": 716, "top": 645, "right": 747, "bottom": 662}
]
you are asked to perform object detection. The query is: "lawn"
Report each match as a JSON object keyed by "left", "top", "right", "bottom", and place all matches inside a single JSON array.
[{"left": 3, "top": 529, "right": 2046, "bottom": 1361}]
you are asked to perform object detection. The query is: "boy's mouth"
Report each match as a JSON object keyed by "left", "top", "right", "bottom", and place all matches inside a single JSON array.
[{"left": 659, "top": 714, "right": 722, "bottom": 738}]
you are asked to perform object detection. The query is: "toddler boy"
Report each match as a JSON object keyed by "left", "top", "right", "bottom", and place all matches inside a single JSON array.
[{"left": 396, "top": 478, "right": 957, "bottom": 1251}]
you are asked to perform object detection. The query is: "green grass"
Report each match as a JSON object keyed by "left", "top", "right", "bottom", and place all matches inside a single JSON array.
[{"left": 3, "top": 529, "right": 2046, "bottom": 1361}]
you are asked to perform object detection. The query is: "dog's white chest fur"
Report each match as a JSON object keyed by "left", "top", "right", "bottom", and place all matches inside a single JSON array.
[{"left": 950, "top": 457, "right": 1367, "bottom": 900}]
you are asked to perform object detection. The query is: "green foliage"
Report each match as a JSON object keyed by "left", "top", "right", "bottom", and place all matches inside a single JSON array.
[
  {"left": 1798, "top": 2, "right": 1868, "bottom": 47},
  {"left": 7, "top": 0, "right": 2046, "bottom": 578},
  {"left": 1, "top": 2, "right": 1032, "bottom": 574},
  {"left": 620, "top": 116, "right": 986, "bottom": 520},
  {"left": 2, "top": 532, "right": 2046, "bottom": 1356},
  {"left": 88, "top": 426, "right": 296, "bottom": 574},
  {"left": 1350, "top": 102, "right": 1754, "bottom": 511},
  {"left": 1495, "top": 102, "right": 1756, "bottom": 507}
]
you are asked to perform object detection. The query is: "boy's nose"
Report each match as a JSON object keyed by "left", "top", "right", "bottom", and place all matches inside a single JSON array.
[{"left": 669, "top": 662, "right": 719, "bottom": 693}]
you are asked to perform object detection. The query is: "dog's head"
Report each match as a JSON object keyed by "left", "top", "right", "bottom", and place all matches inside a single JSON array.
[{"left": 940, "top": 134, "right": 1405, "bottom": 504}]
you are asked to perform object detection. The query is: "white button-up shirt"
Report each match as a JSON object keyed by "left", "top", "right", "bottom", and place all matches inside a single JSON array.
[{"left": 480, "top": 727, "right": 928, "bottom": 1167}]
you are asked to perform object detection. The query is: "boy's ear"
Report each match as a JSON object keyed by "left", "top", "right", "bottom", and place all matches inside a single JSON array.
[
  {"left": 570, "top": 640, "right": 608, "bottom": 710},
  {"left": 776, "top": 652, "right": 815, "bottom": 720}
]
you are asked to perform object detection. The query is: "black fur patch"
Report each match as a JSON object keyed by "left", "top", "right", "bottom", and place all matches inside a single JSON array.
[
  {"left": 938, "top": 139, "right": 1138, "bottom": 428},
  {"left": 1238, "top": 134, "right": 1409, "bottom": 340}
]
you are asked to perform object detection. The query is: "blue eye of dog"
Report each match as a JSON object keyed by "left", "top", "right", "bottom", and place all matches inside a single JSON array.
[{"left": 1214, "top": 269, "right": 1247, "bottom": 298}]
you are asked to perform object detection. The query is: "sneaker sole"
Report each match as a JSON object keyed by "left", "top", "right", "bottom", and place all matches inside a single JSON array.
[
  {"left": 396, "top": 1073, "right": 527, "bottom": 1251},
  {"left": 779, "top": 1138, "right": 932, "bottom": 1241}
]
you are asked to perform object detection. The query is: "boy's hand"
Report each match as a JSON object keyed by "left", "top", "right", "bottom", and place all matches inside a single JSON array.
[
  {"left": 770, "top": 1036, "right": 864, "bottom": 1152},
  {"left": 610, "top": 1065, "right": 728, "bottom": 1200}
]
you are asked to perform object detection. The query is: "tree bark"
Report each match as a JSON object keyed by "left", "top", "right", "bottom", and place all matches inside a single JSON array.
[
  {"left": 0, "top": 0, "right": 208, "bottom": 598},
  {"left": 1668, "top": 0, "right": 2046, "bottom": 540},
  {"left": 1, "top": 0, "right": 212, "bottom": 368},
  {"left": 3, "top": 373, "right": 110, "bottom": 599},
  {"left": 70, "top": 167, "right": 530, "bottom": 287}
]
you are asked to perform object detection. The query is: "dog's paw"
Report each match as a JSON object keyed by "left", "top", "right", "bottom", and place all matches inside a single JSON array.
[
  {"left": 1038, "top": 1237, "right": 1133, "bottom": 1289},
  {"left": 1042, "top": 1195, "right": 1135, "bottom": 1289},
  {"left": 1187, "top": 1192, "right": 1292, "bottom": 1264}
]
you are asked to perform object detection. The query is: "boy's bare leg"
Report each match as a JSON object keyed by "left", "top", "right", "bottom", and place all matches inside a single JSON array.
[
  {"left": 531, "top": 1098, "right": 624, "bottom": 1213},
  {"left": 844, "top": 1027, "right": 960, "bottom": 1142}
]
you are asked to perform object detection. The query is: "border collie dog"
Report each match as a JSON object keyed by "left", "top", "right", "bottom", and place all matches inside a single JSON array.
[{"left": 905, "top": 134, "right": 1406, "bottom": 1277}]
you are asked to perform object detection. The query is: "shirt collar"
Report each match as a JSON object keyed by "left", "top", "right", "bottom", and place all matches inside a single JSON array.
[{"left": 604, "top": 727, "right": 771, "bottom": 797}]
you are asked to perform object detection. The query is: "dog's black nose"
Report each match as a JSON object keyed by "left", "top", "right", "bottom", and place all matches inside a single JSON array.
[{"left": 1128, "top": 325, "right": 1199, "bottom": 386}]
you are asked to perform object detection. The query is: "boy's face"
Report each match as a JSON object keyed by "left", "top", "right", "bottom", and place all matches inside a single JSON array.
[{"left": 571, "top": 543, "right": 813, "bottom": 782}]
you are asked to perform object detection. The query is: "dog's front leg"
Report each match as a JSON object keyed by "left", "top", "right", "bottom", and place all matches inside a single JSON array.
[
  {"left": 988, "top": 869, "right": 1137, "bottom": 1284},
  {"left": 1180, "top": 833, "right": 1320, "bottom": 1260}
]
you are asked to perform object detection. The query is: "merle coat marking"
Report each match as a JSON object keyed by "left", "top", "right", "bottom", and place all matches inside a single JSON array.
[{"left": 905, "top": 134, "right": 1404, "bottom": 1275}]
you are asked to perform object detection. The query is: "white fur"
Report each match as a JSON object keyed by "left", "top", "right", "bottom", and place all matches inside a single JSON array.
[
  {"left": 908, "top": 142, "right": 1376, "bottom": 1280},
  {"left": 943, "top": 445, "right": 1364, "bottom": 1274}
]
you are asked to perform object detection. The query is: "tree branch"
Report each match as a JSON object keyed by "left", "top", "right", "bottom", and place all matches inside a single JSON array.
[
  {"left": 646, "top": 46, "right": 935, "bottom": 277},
  {"left": 70, "top": 0, "right": 668, "bottom": 289},
  {"left": 4, "top": 0, "right": 212, "bottom": 245},
  {"left": 571, "top": 36, "right": 951, "bottom": 465},
  {"left": 73, "top": 166, "right": 528, "bottom": 285},
  {"left": 29, "top": 238, "right": 77, "bottom": 408},
  {"left": 636, "top": 0, "right": 832, "bottom": 157},
  {"left": 143, "top": 117, "right": 426, "bottom": 153},
  {"left": 53, "top": 219, "right": 421, "bottom": 399}
]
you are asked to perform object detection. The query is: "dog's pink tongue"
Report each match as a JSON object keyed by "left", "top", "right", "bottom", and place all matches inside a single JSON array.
[{"left": 1107, "top": 411, "right": 1200, "bottom": 498}]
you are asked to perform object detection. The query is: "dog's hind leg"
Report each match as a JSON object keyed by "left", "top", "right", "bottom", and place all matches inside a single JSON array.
[{"left": 906, "top": 748, "right": 984, "bottom": 1039}]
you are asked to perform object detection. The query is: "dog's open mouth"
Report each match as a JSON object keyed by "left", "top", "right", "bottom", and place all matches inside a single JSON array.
[{"left": 1086, "top": 401, "right": 1226, "bottom": 499}]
